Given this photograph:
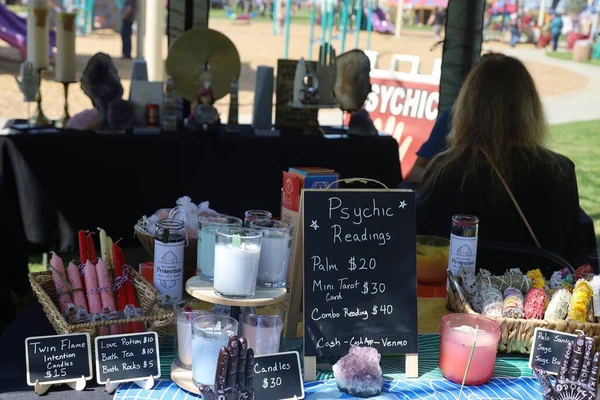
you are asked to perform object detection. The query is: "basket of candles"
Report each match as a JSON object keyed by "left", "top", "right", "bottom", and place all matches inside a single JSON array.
[
  {"left": 447, "top": 264, "right": 600, "bottom": 354},
  {"left": 29, "top": 235, "right": 174, "bottom": 342},
  {"left": 134, "top": 196, "right": 219, "bottom": 272}
]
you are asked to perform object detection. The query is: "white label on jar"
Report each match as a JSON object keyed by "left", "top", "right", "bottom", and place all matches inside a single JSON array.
[
  {"left": 448, "top": 233, "right": 478, "bottom": 287},
  {"left": 154, "top": 240, "right": 185, "bottom": 305}
]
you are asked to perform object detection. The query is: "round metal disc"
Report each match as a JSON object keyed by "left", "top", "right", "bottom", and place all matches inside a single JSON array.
[{"left": 166, "top": 28, "right": 241, "bottom": 102}]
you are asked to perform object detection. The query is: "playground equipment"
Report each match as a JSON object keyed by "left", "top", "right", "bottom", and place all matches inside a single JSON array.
[
  {"left": 0, "top": 3, "right": 56, "bottom": 61},
  {"left": 285, "top": 0, "right": 377, "bottom": 61},
  {"left": 226, "top": 8, "right": 257, "bottom": 24},
  {"left": 367, "top": 6, "right": 394, "bottom": 34}
]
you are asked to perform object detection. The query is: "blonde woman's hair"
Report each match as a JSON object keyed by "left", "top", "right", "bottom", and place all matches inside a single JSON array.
[{"left": 423, "top": 53, "right": 553, "bottom": 192}]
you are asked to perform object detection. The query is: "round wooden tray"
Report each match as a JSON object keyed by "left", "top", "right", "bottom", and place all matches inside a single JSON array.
[
  {"left": 170, "top": 361, "right": 200, "bottom": 395},
  {"left": 185, "top": 276, "right": 287, "bottom": 307}
]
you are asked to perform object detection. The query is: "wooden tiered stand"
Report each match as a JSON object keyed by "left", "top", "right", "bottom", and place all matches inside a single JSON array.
[{"left": 170, "top": 276, "right": 287, "bottom": 394}]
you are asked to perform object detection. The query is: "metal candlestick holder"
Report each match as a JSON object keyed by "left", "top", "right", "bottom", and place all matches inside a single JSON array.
[
  {"left": 55, "top": 81, "right": 74, "bottom": 129},
  {"left": 29, "top": 68, "right": 50, "bottom": 126}
]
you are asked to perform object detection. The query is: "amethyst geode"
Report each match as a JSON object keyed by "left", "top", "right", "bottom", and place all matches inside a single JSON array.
[{"left": 332, "top": 346, "right": 383, "bottom": 398}]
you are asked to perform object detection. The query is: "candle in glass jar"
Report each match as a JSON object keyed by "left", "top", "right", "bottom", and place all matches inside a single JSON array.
[
  {"left": 55, "top": 12, "right": 77, "bottom": 82},
  {"left": 174, "top": 300, "right": 208, "bottom": 369},
  {"left": 27, "top": 0, "right": 49, "bottom": 69},
  {"left": 243, "top": 210, "right": 272, "bottom": 227},
  {"left": 250, "top": 220, "right": 293, "bottom": 288},
  {"left": 192, "top": 315, "right": 238, "bottom": 387},
  {"left": 241, "top": 306, "right": 284, "bottom": 355},
  {"left": 439, "top": 313, "right": 500, "bottom": 386},
  {"left": 213, "top": 228, "right": 262, "bottom": 298},
  {"left": 197, "top": 215, "right": 242, "bottom": 281}
]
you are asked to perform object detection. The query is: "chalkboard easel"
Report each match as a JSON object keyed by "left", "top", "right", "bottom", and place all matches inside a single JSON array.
[
  {"left": 25, "top": 333, "right": 93, "bottom": 395},
  {"left": 289, "top": 180, "right": 419, "bottom": 381}
]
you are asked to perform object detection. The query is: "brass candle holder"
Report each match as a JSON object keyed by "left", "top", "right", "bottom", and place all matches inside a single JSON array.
[
  {"left": 29, "top": 68, "right": 50, "bottom": 126},
  {"left": 55, "top": 81, "right": 75, "bottom": 129}
]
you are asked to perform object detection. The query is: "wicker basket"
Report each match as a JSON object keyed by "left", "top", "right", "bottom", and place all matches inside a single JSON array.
[
  {"left": 29, "top": 268, "right": 174, "bottom": 343},
  {"left": 447, "top": 272, "right": 600, "bottom": 354},
  {"left": 134, "top": 221, "right": 198, "bottom": 274}
]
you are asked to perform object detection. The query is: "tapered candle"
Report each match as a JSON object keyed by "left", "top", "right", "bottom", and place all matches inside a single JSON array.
[
  {"left": 113, "top": 240, "right": 132, "bottom": 333},
  {"left": 98, "top": 228, "right": 109, "bottom": 267},
  {"left": 83, "top": 260, "right": 107, "bottom": 335},
  {"left": 67, "top": 261, "right": 88, "bottom": 311},
  {"left": 114, "top": 244, "right": 144, "bottom": 333},
  {"left": 27, "top": 0, "right": 49, "bottom": 69},
  {"left": 78, "top": 230, "right": 87, "bottom": 264},
  {"left": 96, "top": 258, "right": 120, "bottom": 334},
  {"left": 106, "top": 236, "right": 114, "bottom": 268},
  {"left": 50, "top": 252, "right": 72, "bottom": 313},
  {"left": 55, "top": 12, "right": 77, "bottom": 82},
  {"left": 86, "top": 232, "right": 97, "bottom": 264}
]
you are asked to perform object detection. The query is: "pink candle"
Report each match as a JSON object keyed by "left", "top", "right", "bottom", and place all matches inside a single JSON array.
[
  {"left": 67, "top": 261, "right": 88, "bottom": 312},
  {"left": 83, "top": 260, "right": 107, "bottom": 335},
  {"left": 439, "top": 314, "right": 501, "bottom": 386},
  {"left": 50, "top": 252, "right": 72, "bottom": 313},
  {"left": 96, "top": 258, "right": 120, "bottom": 334}
]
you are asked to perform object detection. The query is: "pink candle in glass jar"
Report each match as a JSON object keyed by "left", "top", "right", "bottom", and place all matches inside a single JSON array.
[{"left": 439, "top": 314, "right": 500, "bottom": 386}]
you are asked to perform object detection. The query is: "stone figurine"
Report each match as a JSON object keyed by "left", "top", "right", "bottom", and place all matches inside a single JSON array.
[{"left": 80, "top": 52, "right": 134, "bottom": 130}]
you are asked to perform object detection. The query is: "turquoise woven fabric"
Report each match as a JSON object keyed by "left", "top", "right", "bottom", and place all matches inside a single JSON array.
[{"left": 158, "top": 334, "right": 532, "bottom": 381}]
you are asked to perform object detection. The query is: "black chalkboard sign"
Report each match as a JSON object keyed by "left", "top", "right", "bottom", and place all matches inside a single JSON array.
[
  {"left": 253, "top": 351, "right": 304, "bottom": 400},
  {"left": 25, "top": 333, "right": 93, "bottom": 386},
  {"left": 303, "top": 190, "right": 418, "bottom": 357},
  {"left": 95, "top": 332, "right": 161, "bottom": 384},
  {"left": 529, "top": 327, "right": 578, "bottom": 375}
]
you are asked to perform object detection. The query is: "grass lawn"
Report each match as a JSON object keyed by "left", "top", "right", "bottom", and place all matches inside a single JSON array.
[
  {"left": 548, "top": 119, "right": 600, "bottom": 254},
  {"left": 546, "top": 51, "right": 600, "bottom": 67}
]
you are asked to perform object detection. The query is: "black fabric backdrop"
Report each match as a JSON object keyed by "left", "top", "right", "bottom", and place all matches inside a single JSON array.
[{"left": 0, "top": 131, "right": 402, "bottom": 319}]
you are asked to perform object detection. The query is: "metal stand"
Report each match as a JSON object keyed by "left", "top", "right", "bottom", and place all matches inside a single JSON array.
[
  {"left": 29, "top": 69, "right": 50, "bottom": 127},
  {"left": 56, "top": 81, "right": 74, "bottom": 129}
]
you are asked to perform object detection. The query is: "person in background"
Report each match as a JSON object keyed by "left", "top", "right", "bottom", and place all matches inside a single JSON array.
[
  {"left": 405, "top": 107, "right": 452, "bottom": 184},
  {"left": 278, "top": 0, "right": 286, "bottom": 34},
  {"left": 509, "top": 12, "right": 520, "bottom": 47},
  {"left": 121, "top": 0, "right": 136, "bottom": 59},
  {"left": 429, "top": 7, "right": 446, "bottom": 41},
  {"left": 550, "top": 13, "right": 563, "bottom": 51},
  {"left": 418, "top": 54, "right": 581, "bottom": 266}
]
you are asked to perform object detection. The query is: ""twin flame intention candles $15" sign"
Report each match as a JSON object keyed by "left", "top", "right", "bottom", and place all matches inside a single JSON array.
[{"left": 303, "top": 190, "right": 418, "bottom": 357}]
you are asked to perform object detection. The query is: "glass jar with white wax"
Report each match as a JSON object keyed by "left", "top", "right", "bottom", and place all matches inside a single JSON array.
[
  {"left": 249, "top": 219, "right": 293, "bottom": 288},
  {"left": 213, "top": 227, "right": 263, "bottom": 298}
]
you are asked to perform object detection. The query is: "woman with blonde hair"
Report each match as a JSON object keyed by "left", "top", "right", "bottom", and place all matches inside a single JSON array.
[{"left": 418, "top": 54, "right": 581, "bottom": 265}]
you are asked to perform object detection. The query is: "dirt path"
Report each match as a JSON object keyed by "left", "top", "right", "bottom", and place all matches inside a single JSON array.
[{"left": 0, "top": 19, "right": 588, "bottom": 121}]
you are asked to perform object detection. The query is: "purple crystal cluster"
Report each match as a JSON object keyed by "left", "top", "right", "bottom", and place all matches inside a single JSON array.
[{"left": 332, "top": 346, "right": 384, "bottom": 398}]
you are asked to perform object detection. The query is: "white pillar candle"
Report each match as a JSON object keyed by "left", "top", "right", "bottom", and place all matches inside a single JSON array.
[
  {"left": 27, "top": 0, "right": 49, "bottom": 70},
  {"left": 145, "top": 0, "right": 165, "bottom": 81},
  {"left": 214, "top": 243, "right": 261, "bottom": 298},
  {"left": 55, "top": 12, "right": 77, "bottom": 82},
  {"left": 257, "top": 235, "right": 291, "bottom": 287}
]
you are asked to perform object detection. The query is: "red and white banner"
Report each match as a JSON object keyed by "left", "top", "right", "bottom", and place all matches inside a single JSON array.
[{"left": 364, "top": 69, "right": 440, "bottom": 179}]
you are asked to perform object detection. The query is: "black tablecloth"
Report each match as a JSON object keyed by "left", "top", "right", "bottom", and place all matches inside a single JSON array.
[
  {"left": 0, "top": 130, "right": 402, "bottom": 313},
  {"left": 0, "top": 303, "right": 110, "bottom": 399}
]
